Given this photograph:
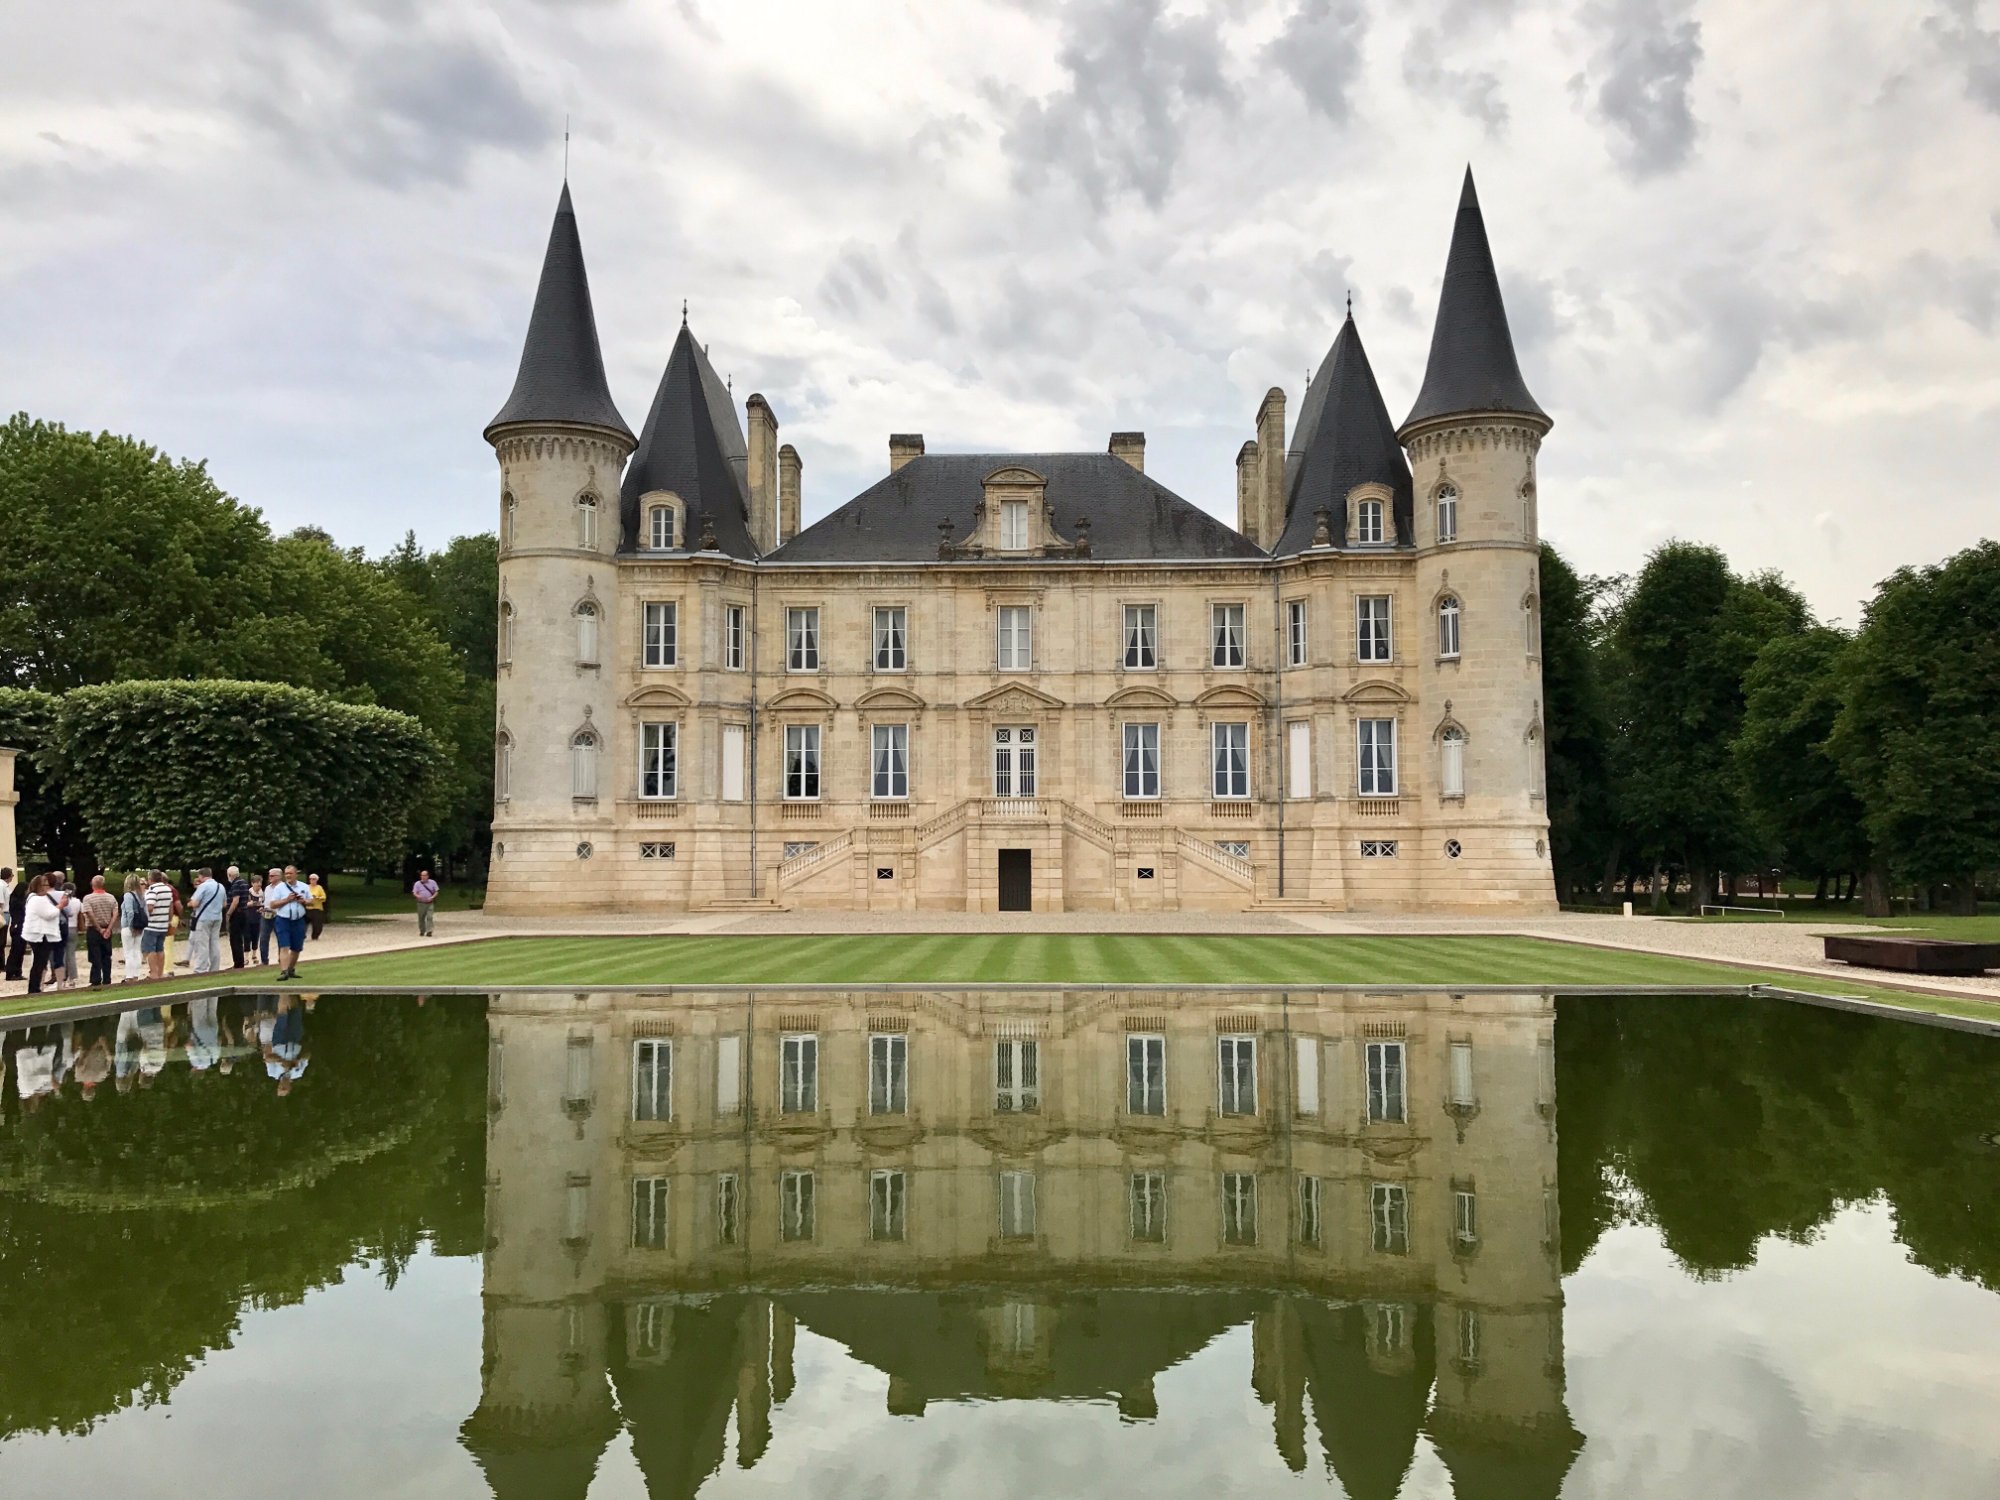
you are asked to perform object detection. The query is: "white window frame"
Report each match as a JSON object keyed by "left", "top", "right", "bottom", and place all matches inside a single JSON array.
[
  {"left": 1129, "top": 1169, "right": 1167, "bottom": 1243},
  {"left": 997, "top": 1169, "right": 1037, "bottom": 1238},
  {"left": 786, "top": 606, "right": 820, "bottom": 672},
  {"left": 1296, "top": 1173, "right": 1323, "bottom": 1246},
  {"left": 995, "top": 1038, "right": 1039, "bottom": 1113},
  {"left": 996, "top": 605, "right": 1033, "bottom": 671},
  {"left": 1436, "top": 485, "right": 1458, "bottom": 543},
  {"left": 1126, "top": 1033, "right": 1166, "bottom": 1117},
  {"left": 1355, "top": 497, "right": 1384, "bottom": 545},
  {"left": 1358, "top": 718, "right": 1398, "bottom": 797},
  {"left": 724, "top": 604, "right": 746, "bottom": 671},
  {"left": 1287, "top": 599, "right": 1308, "bottom": 667},
  {"left": 1221, "top": 1171, "right": 1259, "bottom": 1246},
  {"left": 498, "top": 601, "right": 513, "bottom": 666},
  {"left": 1294, "top": 1033, "right": 1320, "bottom": 1115},
  {"left": 1441, "top": 727, "right": 1466, "bottom": 799},
  {"left": 715, "top": 1035, "right": 742, "bottom": 1116},
  {"left": 870, "top": 1169, "right": 908, "bottom": 1242},
  {"left": 992, "top": 725, "right": 1036, "bottom": 798},
  {"left": 1212, "top": 721, "right": 1250, "bottom": 800},
  {"left": 648, "top": 502, "right": 676, "bottom": 551},
  {"left": 1286, "top": 721, "right": 1311, "bottom": 801},
  {"left": 1438, "top": 595, "right": 1461, "bottom": 659},
  {"left": 501, "top": 492, "right": 515, "bottom": 551},
  {"left": 715, "top": 1171, "right": 740, "bottom": 1245},
  {"left": 783, "top": 723, "right": 821, "bottom": 801},
  {"left": 868, "top": 1032, "right": 908, "bottom": 1115},
  {"left": 1123, "top": 603, "right": 1158, "bottom": 669},
  {"left": 1000, "top": 499, "right": 1029, "bottom": 550},
  {"left": 1357, "top": 595, "right": 1392, "bottom": 662},
  {"left": 495, "top": 731, "right": 511, "bottom": 802},
  {"left": 642, "top": 601, "right": 677, "bottom": 668},
  {"left": 1365, "top": 1039, "right": 1407, "bottom": 1124},
  {"left": 575, "top": 600, "right": 600, "bottom": 666},
  {"left": 1123, "top": 721, "right": 1161, "bottom": 800},
  {"left": 721, "top": 724, "right": 746, "bottom": 802},
  {"left": 870, "top": 722, "right": 910, "bottom": 800},
  {"left": 871, "top": 605, "right": 908, "bottom": 671},
  {"left": 1211, "top": 602, "right": 1246, "bottom": 668},
  {"left": 571, "top": 729, "right": 599, "bottom": 800},
  {"left": 631, "top": 1038, "right": 672, "bottom": 1121},
  {"left": 629, "top": 1175, "right": 669, "bottom": 1250},
  {"left": 780, "top": 1168, "right": 815, "bottom": 1242},
  {"left": 1217, "top": 1034, "right": 1257, "bottom": 1116},
  {"left": 577, "top": 492, "right": 599, "bottom": 550},
  {"left": 639, "top": 720, "right": 677, "bottom": 800},
  {"left": 780, "top": 1033, "right": 818, "bottom": 1114},
  {"left": 1371, "top": 1182, "right": 1410, "bottom": 1255},
  {"left": 1455, "top": 1187, "right": 1480, "bottom": 1248}
]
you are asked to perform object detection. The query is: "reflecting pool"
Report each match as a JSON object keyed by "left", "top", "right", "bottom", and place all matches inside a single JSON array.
[{"left": 2, "top": 989, "right": 1998, "bottom": 1498}]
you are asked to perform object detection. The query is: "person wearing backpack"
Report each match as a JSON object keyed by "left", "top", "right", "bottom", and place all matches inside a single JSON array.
[{"left": 119, "top": 874, "right": 148, "bottom": 982}]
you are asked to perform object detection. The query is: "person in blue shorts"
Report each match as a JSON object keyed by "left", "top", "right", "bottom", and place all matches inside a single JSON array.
[{"left": 263, "top": 865, "right": 310, "bottom": 981}]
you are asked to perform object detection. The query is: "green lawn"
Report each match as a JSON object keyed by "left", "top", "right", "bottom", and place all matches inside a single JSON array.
[
  {"left": 8, "top": 932, "right": 1993, "bottom": 1023},
  {"left": 320, "top": 872, "right": 483, "bottom": 921},
  {"left": 1686, "top": 910, "right": 2000, "bottom": 942}
]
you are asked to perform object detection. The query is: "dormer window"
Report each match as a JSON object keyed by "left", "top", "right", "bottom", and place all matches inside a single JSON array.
[
  {"left": 1356, "top": 498, "right": 1384, "bottom": 545},
  {"left": 648, "top": 504, "right": 676, "bottom": 550},
  {"left": 1436, "top": 485, "right": 1458, "bottom": 543},
  {"left": 1001, "top": 500, "right": 1029, "bottom": 550},
  {"left": 577, "top": 493, "right": 599, "bottom": 550}
]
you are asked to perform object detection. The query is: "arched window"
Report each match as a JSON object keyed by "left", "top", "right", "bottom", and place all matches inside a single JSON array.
[
  {"left": 1524, "top": 596, "right": 1540, "bottom": 656},
  {"left": 499, "top": 601, "right": 514, "bottom": 665},
  {"left": 1436, "top": 485, "right": 1458, "bottom": 544},
  {"left": 1356, "top": 498, "right": 1384, "bottom": 546},
  {"left": 1527, "top": 726, "right": 1545, "bottom": 798},
  {"left": 495, "top": 731, "right": 512, "bottom": 801},
  {"left": 571, "top": 729, "right": 600, "bottom": 800},
  {"left": 577, "top": 493, "right": 599, "bottom": 550},
  {"left": 1440, "top": 726, "right": 1466, "bottom": 798},
  {"left": 1437, "top": 595, "right": 1461, "bottom": 659},
  {"left": 502, "top": 492, "right": 516, "bottom": 551},
  {"left": 648, "top": 503, "right": 676, "bottom": 551},
  {"left": 575, "top": 600, "right": 599, "bottom": 666}
]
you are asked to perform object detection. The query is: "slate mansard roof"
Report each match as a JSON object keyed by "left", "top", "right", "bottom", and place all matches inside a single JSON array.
[{"left": 767, "top": 451, "right": 1267, "bottom": 565}]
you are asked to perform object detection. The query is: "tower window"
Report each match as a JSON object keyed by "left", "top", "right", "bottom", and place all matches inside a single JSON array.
[
  {"left": 1441, "top": 726, "right": 1466, "bottom": 798},
  {"left": 1287, "top": 599, "right": 1308, "bottom": 666},
  {"left": 495, "top": 731, "right": 511, "bottom": 801},
  {"left": 724, "top": 604, "right": 746, "bottom": 670},
  {"left": 1356, "top": 498, "right": 1384, "bottom": 545},
  {"left": 1438, "top": 595, "right": 1461, "bottom": 658},
  {"left": 640, "top": 721, "right": 677, "bottom": 799},
  {"left": 648, "top": 503, "right": 676, "bottom": 550},
  {"left": 575, "top": 600, "right": 599, "bottom": 666},
  {"left": 571, "top": 728, "right": 600, "bottom": 800},
  {"left": 577, "top": 492, "right": 599, "bottom": 550},
  {"left": 502, "top": 492, "right": 516, "bottom": 550},
  {"left": 1436, "top": 485, "right": 1458, "bottom": 543},
  {"left": 498, "top": 602, "right": 513, "bottom": 665}
]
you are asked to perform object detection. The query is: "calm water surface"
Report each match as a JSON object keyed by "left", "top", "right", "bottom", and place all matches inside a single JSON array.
[{"left": 1, "top": 988, "right": 1996, "bottom": 1499}]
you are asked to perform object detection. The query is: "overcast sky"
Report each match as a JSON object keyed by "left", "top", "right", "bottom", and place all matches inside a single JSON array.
[{"left": 4, "top": 0, "right": 1997, "bottom": 621}]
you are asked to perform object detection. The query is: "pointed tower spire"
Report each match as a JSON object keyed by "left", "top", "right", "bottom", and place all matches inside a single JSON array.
[
  {"left": 1400, "top": 168, "right": 1546, "bottom": 435},
  {"left": 620, "top": 322, "right": 757, "bottom": 557},
  {"left": 485, "top": 183, "right": 633, "bottom": 444},
  {"left": 1270, "top": 308, "right": 1413, "bottom": 554}
]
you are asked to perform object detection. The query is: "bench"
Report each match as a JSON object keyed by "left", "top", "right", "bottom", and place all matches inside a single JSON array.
[{"left": 1823, "top": 935, "right": 2000, "bottom": 976}]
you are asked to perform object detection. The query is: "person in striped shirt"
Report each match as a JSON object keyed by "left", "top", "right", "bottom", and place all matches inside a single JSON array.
[{"left": 141, "top": 870, "right": 179, "bottom": 982}]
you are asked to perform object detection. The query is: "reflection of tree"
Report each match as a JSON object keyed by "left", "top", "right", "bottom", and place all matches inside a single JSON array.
[
  {"left": 0, "top": 997, "right": 485, "bottom": 1440},
  {"left": 1557, "top": 996, "right": 2000, "bottom": 1289}
]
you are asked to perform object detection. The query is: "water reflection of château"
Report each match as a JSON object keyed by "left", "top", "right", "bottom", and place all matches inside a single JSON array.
[{"left": 463, "top": 989, "right": 1582, "bottom": 1499}]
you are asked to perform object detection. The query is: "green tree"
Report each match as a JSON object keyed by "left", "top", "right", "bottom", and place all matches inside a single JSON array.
[
  {"left": 1832, "top": 541, "right": 2000, "bottom": 912},
  {"left": 1735, "top": 626, "right": 1870, "bottom": 899},
  {"left": 1538, "top": 544, "right": 1619, "bottom": 903},
  {"left": 0, "top": 687, "right": 77, "bottom": 868}
]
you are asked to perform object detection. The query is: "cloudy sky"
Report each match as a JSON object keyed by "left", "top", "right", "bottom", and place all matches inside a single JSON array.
[{"left": 4, "top": 0, "right": 1997, "bottom": 620}]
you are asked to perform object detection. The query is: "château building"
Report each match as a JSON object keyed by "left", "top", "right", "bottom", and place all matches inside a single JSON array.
[{"left": 485, "top": 171, "right": 1556, "bottom": 912}]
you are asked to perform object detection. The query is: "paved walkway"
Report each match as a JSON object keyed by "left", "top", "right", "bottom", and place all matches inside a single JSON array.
[{"left": 3, "top": 907, "right": 1993, "bottom": 1006}]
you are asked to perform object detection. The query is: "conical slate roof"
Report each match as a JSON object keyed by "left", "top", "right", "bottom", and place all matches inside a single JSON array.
[
  {"left": 1272, "top": 311, "right": 1413, "bottom": 554},
  {"left": 485, "top": 184, "right": 633, "bottom": 444},
  {"left": 1401, "top": 169, "right": 1546, "bottom": 432},
  {"left": 619, "top": 322, "right": 758, "bottom": 556}
]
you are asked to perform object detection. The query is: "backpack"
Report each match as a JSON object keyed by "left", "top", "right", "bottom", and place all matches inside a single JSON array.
[{"left": 125, "top": 893, "right": 147, "bottom": 934}]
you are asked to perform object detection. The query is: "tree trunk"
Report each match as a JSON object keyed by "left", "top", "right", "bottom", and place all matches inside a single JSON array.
[
  {"left": 1813, "top": 872, "right": 1828, "bottom": 905},
  {"left": 1951, "top": 876, "right": 1979, "bottom": 916},
  {"left": 1649, "top": 862, "right": 1665, "bottom": 913},
  {"left": 1689, "top": 853, "right": 1715, "bottom": 914},
  {"left": 1860, "top": 860, "right": 1891, "bottom": 918},
  {"left": 1601, "top": 842, "right": 1623, "bottom": 905}
]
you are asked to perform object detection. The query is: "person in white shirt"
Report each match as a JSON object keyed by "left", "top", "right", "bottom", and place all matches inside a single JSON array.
[
  {"left": 186, "top": 868, "right": 226, "bottom": 975},
  {"left": 0, "top": 867, "right": 13, "bottom": 969},
  {"left": 21, "top": 874, "right": 65, "bottom": 995},
  {"left": 263, "top": 865, "right": 310, "bottom": 981}
]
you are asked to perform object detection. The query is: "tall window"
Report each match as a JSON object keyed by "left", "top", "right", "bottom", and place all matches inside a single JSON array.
[
  {"left": 1294, "top": 1034, "right": 1320, "bottom": 1116},
  {"left": 1123, "top": 722, "right": 1160, "bottom": 799},
  {"left": 1449, "top": 1041, "right": 1476, "bottom": 1108},
  {"left": 576, "top": 601, "right": 600, "bottom": 666},
  {"left": 992, "top": 726, "right": 1035, "bottom": 797},
  {"left": 648, "top": 503, "right": 675, "bottom": 550},
  {"left": 1455, "top": 1187, "right": 1480, "bottom": 1248},
  {"left": 996, "top": 605, "right": 1032, "bottom": 671},
  {"left": 640, "top": 722, "right": 677, "bottom": 799},
  {"left": 871, "top": 724, "right": 909, "bottom": 799},
  {"left": 1525, "top": 596, "right": 1540, "bottom": 655},
  {"left": 873, "top": 606, "right": 907, "bottom": 670},
  {"left": 1130, "top": 1170, "right": 1167, "bottom": 1242},
  {"left": 631, "top": 1038, "right": 671, "bottom": 1121},
  {"left": 868, "top": 1033, "right": 908, "bottom": 1115},
  {"left": 1123, "top": 604, "right": 1157, "bottom": 668},
  {"left": 571, "top": 729, "right": 599, "bottom": 800},
  {"left": 495, "top": 732, "right": 511, "bottom": 801},
  {"left": 1529, "top": 726, "right": 1546, "bottom": 798},
  {"left": 997, "top": 1170, "right": 1037, "bottom": 1238},
  {"left": 1358, "top": 718, "right": 1397, "bottom": 797},
  {"left": 1212, "top": 722, "right": 1249, "bottom": 799},
  {"left": 1287, "top": 721, "right": 1311, "bottom": 800},
  {"left": 1221, "top": 1172, "right": 1258, "bottom": 1246},
  {"left": 1000, "top": 499, "right": 1029, "bottom": 550},
  {"left": 715, "top": 1173, "right": 740, "bottom": 1246},
  {"left": 643, "top": 602, "right": 677, "bottom": 667},
  {"left": 1440, "top": 726, "right": 1466, "bottom": 798},
  {"left": 1217, "top": 1035, "right": 1257, "bottom": 1116},
  {"left": 996, "top": 1039, "right": 1039, "bottom": 1113},
  {"left": 1366, "top": 1040, "right": 1407, "bottom": 1123},
  {"left": 1371, "top": 1182, "right": 1410, "bottom": 1255},
  {"left": 1287, "top": 599, "right": 1308, "bottom": 666},
  {"left": 786, "top": 607, "right": 819, "bottom": 671},
  {"left": 577, "top": 492, "right": 599, "bottom": 549},
  {"left": 1211, "top": 603, "right": 1246, "bottom": 667},
  {"left": 1438, "top": 595, "right": 1461, "bottom": 658},
  {"left": 870, "top": 1170, "right": 907, "bottom": 1242},
  {"left": 501, "top": 493, "right": 515, "bottom": 550},
  {"left": 499, "top": 602, "right": 513, "bottom": 664},
  {"left": 722, "top": 725, "right": 746, "bottom": 801},
  {"left": 724, "top": 604, "right": 746, "bottom": 670},
  {"left": 783, "top": 724, "right": 820, "bottom": 800},
  {"left": 716, "top": 1035, "right": 742, "bottom": 1116},
  {"left": 1296, "top": 1174, "right": 1323, "bottom": 1246},
  {"left": 780, "top": 1034, "right": 818, "bottom": 1114},
  {"left": 564, "top": 1035, "right": 593, "bottom": 1108},
  {"left": 563, "top": 1176, "right": 590, "bottom": 1242},
  {"left": 1436, "top": 484, "right": 1458, "bottom": 543},
  {"left": 1357, "top": 596, "right": 1392, "bottom": 661},
  {"left": 780, "top": 1169, "right": 815, "bottom": 1242},
  {"left": 630, "top": 1177, "right": 669, "bottom": 1250},
  {"left": 1126, "top": 1033, "right": 1166, "bottom": 1116},
  {"left": 1356, "top": 498, "right": 1384, "bottom": 545}
]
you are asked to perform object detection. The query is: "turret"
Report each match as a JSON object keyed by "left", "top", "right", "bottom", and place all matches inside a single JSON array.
[
  {"left": 622, "top": 322, "right": 759, "bottom": 558},
  {"left": 487, "top": 184, "right": 634, "bottom": 910},
  {"left": 1273, "top": 309, "right": 1412, "bottom": 554}
]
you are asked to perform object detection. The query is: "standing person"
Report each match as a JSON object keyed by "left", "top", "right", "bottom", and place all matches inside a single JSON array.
[
  {"left": 224, "top": 865, "right": 253, "bottom": 968},
  {"left": 0, "top": 867, "right": 12, "bottom": 980},
  {"left": 252, "top": 874, "right": 274, "bottom": 966},
  {"left": 305, "top": 873, "right": 328, "bottom": 940},
  {"left": 3, "top": 872, "right": 24, "bottom": 980},
  {"left": 411, "top": 869, "right": 440, "bottom": 937},
  {"left": 187, "top": 867, "right": 226, "bottom": 975},
  {"left": 79, "top": 875, "right": 120, "bottom": 988},
  {"left": 119, "top": 874, "right": 148, "bottom": 982},
  {"left": 265, "top": 865, "right": 309, "bottom": 980},
  {"left": 142, "top": 869, "right": 178, "bottom": 982},
  {"left": 45, "top": 872, "right": 74, "bottom": 990},
  {"left": 21, "top": 875, "right": 64, "bottom": 995}
]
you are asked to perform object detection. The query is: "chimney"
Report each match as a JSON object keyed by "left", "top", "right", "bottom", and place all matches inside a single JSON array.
[
  {"left": 778, "top": 444, "right": 802, "bottom": 543},
  {"left": 1109, "top": 431, "right": 1145, "bottom": 472},
  {"left": 1236, "top": 440, "right": 1260, "bottom": 545},
  {"left": 889, "top": 433, "right": 925, "bottom": 472},
  {"left": 1256, "top": 387, "right": 1286, "bottom": 550},
  {"left": 746, "top": 394, "right": 779, "bottom": 552}
]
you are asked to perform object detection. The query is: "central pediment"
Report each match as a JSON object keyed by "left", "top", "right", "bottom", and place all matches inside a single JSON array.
[{"left": 964, "top": 680, "right": 1066, "bottom": 714}]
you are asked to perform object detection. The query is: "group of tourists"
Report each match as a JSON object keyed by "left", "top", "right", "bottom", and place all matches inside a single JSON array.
[
  {"left": 0, "top": 865, "right": 330, "bottom": 995},
  {"left": 3, "top": 992, "right": 315, "bottom": 1107}
]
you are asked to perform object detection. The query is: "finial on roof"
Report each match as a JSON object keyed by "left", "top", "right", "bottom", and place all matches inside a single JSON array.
[
  {"left": 563, "top": 115, "right": 570, "bottom": 180},
  {"left": 681, "top": 298, "right": 688, "bottom": 327},
  {"left": 1346, "top": 289, "right": 1352, "bottom": 318}
]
